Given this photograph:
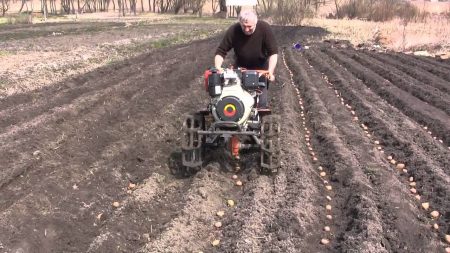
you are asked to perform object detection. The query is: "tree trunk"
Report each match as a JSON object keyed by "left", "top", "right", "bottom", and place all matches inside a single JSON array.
[
  {"left": 334, "top": 0, "right": 340, "bottom": 18},
  {"left": 18, "top": 0, "right": 27, "bottom": 13},
  {"left": 219, "top": 0, "right": 225, "bottom": 12},
  {"left": 70, "top": 0, "right": 75, "bottom": 13},
  {"left": 123, "top": 0, "right": 128, "bottom": 13},
  {"left": 51, "top": 0, "right": 54, "bottom": 14},
  {"left": 1, "top": 0, "right": 5, "bottom": 16},
  {"left": 41, "top": 0, "right": 48, "bottom": 20},
  {"left": 130, "top": 0, "right": 136, "bottom": 15},
  {"left": 211, "top": 0, "right": 217, "bottom": 13}
]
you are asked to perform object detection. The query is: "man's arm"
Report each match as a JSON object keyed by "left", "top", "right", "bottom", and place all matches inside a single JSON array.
[
  {"left": 215, "top": 25, "right": 235, "bottom": 71},
  {"left": 214, "top": 55, "right": 224, "bottom": 71},
  {"left": 262, "top": 21, "right": 278, "bottom": 81},
  {"left": 267, "top": 54, "right": 278, "bottom": 81}
]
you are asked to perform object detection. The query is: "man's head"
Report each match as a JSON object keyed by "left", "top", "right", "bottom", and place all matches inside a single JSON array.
[{"left": 238, "top": 10, "right": 258, "bottom": 35}]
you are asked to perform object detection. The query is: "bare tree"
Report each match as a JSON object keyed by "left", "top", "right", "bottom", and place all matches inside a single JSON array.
[
  {"left": 191, "top": 0, "right": 206, "bottom": 16},
  {"left": 111, "top": 0, "right": 116, "bottom": 11},
  {"left": 49, "top": 0, "right": 56, "bottom": 14},
  {"left": 219, "top": 0, "right": 226, "bottom": 12},
  {"left": 336, "top": 0, "right": 419, "bottom": 22},
  {"left": 61, "top": 0, "right": 72, "bottom": 13},
  {"left": 41, "top": 0, "right": 48, "bottom": 20},
  {"left": 129, "top": 0, "right": 137, "bottom": 14},
  {"left": 274, "top": 0, "right": 312, "bottom": 25},
  {"left": 257, "top": 0, "right": 275, "bottom": 15},
  {"left": 1, "top": 0, "right": 9, "bottom": 16},
  {"left": 118, "top": 0, "right": 125, "bottom": 16},
  {"left": 18, "top": 0, "right": 29, "bottom": 13},
  {"left": 334, "top": 0, "right": 342, "bottom": 18},
  {"left": 173, "top": 0, "right": 183, "bottom": 13},
  {"left": 211, "top": 0, "right": 218, "bottom": 13},
  {"left": 121, "top": 0, "right": 126, "bottom": 15}
]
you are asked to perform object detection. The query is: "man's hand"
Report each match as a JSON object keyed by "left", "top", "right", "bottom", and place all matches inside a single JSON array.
[
  {"left": 214, "top": 55, "right": 225, "bottom": 73},
  {"left": 267, "top": 54, "right": 278, "bottom": 82},
  {"left": 216, "top": 67, "right": 224, "bottom": 73}
]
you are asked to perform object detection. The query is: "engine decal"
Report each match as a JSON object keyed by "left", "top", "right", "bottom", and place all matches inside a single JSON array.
[
  {"left": 216, "top": 96, "right": 245, "bottom": 122},
  {"left": 224, "top": 104, "right": 237, "bottom": 117}
]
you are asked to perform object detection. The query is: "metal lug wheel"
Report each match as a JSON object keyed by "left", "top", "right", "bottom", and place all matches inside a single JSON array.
[
  {"left": 260, "top": 115, "right": 281, "bottom": 174},
  {"left": 181, "top": 113, "right": 205, "bottom": 173}
]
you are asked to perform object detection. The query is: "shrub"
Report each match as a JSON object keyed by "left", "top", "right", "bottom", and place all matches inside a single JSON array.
[
  {"left": 337, "top": 0, "right": 420, "bottom": 22},
  {"left": 6, "top": 13, "right": 33, "bottom": 24},
  {"left": 272, "top": 0, "right": 315, "bottom": 25}
]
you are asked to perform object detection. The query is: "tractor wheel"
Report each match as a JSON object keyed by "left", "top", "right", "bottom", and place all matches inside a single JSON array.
[
  {"left": 181, "top": 113, "right": 205, "bottom": 173},
  {"left": 260, "top": 115, "right": 281, "bottom": 174}
]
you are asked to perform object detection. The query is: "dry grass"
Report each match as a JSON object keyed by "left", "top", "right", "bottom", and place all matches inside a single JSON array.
[
  {"left": 303, "top": 17, "right": 450, "bottom": 54},
  {"left": 315, "top": 0, "right": 450, "bottom": 16},
  {"left": 409, "top": 1, "right": 450, "bottom": 14}
]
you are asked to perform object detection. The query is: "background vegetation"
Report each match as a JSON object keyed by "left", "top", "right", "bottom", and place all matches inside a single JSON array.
[{"left": 1, "top": 0, "right": 449, "bottom": 24}]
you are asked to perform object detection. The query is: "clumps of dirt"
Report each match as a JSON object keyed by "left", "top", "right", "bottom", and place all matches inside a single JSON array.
[
  {"left": 138, "top": 165, "right": 235, "bottom": 253},
  {"left": 132, "top": 173, "right": 166, "bottom": 203}
]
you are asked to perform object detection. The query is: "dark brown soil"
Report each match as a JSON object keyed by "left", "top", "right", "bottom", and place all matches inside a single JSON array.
[{"left": 0, "top": 22, "right": 449, "bottom": 253}]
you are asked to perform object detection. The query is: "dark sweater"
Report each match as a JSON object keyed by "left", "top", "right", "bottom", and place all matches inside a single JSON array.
[{"left": 215, "top": 20, "right": 278, "bottom": 69}]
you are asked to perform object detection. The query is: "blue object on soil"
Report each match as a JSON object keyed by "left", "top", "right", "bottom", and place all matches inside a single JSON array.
[{"left": 293, "top": 43, "right": 302, "bottom": 50}]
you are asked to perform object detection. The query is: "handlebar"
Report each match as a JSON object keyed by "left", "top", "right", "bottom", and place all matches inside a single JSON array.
[{"left": 240, "top": 68, "right": 270, "bottom": 77}]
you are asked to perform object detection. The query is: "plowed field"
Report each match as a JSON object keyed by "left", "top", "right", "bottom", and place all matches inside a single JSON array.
[{"left": 1, "top": 24, "right": 449, "bottom": 253}]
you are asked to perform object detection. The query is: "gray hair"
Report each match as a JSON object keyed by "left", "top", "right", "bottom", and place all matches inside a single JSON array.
[{"left": 238, "top": 10, "right": 257, "bottom": 24}]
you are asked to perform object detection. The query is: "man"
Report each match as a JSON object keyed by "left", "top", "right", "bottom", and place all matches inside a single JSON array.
[{"left": 214, "top": 10, "right": 278, "bottom": 108}]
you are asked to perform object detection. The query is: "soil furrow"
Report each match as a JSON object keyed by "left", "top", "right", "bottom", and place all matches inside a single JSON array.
[
  {"left": 0, "top": 38, "right": 214, "bottom": 252},
  {"left": 302, "top": 49, "right": 442, "bottom": 252},
  {"left": 305, "top": 48, "right": 450, "bottom": 172},
  {"left": 284, "top": 48, "right": 438, "bottom": 252},
  {"left": 286, "top": 49, "right": 390, "bottom": 252},
  {"left": 0, "top": 78, "right": 203, "bottom": 253},
  {"left": 136, "top": 167, "right": 235, "bottom": 253},
  {"left": 216, "top": 174, "right": 281, "bottom": 253},
  {"left": 408, "top": 54, "right": 450, "bottom": 71},
  {"left": 304, "top": 46, "right": 450, "bottom": 246},
  {"left": 211, "top": 61, "right": 323, "bottom": 253},
  {"left": 0, "top": 59, "right": 159, "bottom": 129},
  {"left": 0, "top": 39, "right": 215, "bottom": 129},
  {"left": 2, "top": 24, "right": 450, "bottom": 253},
  {"left": 82, "top": 77, "right": 211, "bottom": 253},
  {"left": 0, "top": 63, "right": 165, "bottom": 146},
  {"left": 322, "top": 48, "right": 450, "bottom": 146},
  {"left": 258, "top": 62, "right": 325, "bottom": 253},
  {"left": 340, "top": 49, "right": 450, "bottom": 115},
  {"left": 389, "top": 53, "right": 450, "bottom": 82},
  {"left": 0, "top": 39, "right": 217, "bottom": 191},
  {"left": 0, "top": 65, "right": 168, "bottom": 192},
  {"left": 361, "top": 50, "right": 450, "bottom": 94}
]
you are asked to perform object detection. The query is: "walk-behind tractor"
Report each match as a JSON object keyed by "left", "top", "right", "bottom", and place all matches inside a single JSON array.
[{"left": 181, "top": 68, "right": 281, "bottom": 175}]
